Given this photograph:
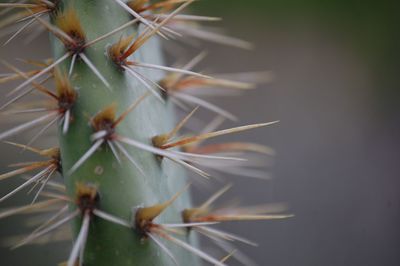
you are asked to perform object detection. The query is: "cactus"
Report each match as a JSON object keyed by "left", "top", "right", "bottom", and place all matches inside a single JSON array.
[{"left": 0, "top": 1, "right": 291, "bottom": 265}]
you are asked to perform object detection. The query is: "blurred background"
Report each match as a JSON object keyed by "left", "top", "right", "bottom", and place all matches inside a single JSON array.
[{"left": 1, "top": 0, "right": 399, "bottom": 265}]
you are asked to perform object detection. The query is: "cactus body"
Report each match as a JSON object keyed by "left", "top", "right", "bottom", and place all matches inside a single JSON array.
[{"left": 53, "top": 1, "right": 198, "bottom": 265}]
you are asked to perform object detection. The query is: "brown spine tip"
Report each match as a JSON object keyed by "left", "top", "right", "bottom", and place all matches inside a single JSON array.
[
  {"left": 151, "top": 134, "right": 169, "bottom": 148},
  {"left": 75, "top": 182, "right": 100, "bottom": 215},
  {"left": 127, "top": 0, "right": 188, "bottom": 14},
  {"left": 134, "top": 184, "right": 190, "bottom": 236},
  {"left": 108, "top": 35, "right": 135, "bottom": 67},
  {"left": 91, "top": 104, "right": 117, "bottom": 133},
  {"left": 54, "top": 69, "right": 76, "bottom": 112},
  {"left": 126, "top": 0, "right": 149, "bottom": 13},
  {"left": 152, "top": 106, "right": 198, "bottom": 149},
  {"left": 55, "top": 7, "right": 86, "bottom": 52}
]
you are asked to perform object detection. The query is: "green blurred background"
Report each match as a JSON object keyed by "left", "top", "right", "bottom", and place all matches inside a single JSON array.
[
  {"left": 1, "top": 0, "right": 399, "bottom": 265},
  {"left": 196, "top": 0, "right": 400, "bottom": 115}
]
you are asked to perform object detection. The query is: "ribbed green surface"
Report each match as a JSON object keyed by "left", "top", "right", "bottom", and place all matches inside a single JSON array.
[{"left": 52, "top": 1, "right": 199, "bottom": 265}]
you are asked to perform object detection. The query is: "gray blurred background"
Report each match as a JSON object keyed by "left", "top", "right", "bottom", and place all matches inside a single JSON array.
[{"left": 1, "top": 0, "right": 400, "bottom": 265}]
